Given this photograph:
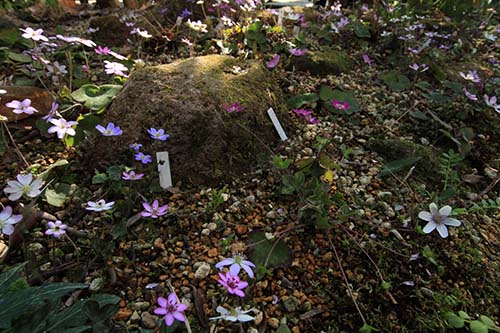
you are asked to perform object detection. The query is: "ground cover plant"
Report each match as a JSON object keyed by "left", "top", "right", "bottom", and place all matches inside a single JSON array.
[{"left": 0, "top": 0, "right": 499, "bottom": 332}]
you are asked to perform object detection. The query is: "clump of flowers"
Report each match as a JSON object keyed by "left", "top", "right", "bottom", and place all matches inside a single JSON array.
[
  {"left": 293, "top": 108, "right": 319, "bottom": 124},
  {"left": 45, "top": 220, "right": 67, "bottom": 238},
  {"left": 332, "top": 100, "right": 351, "bottom": 110},
  {"left": 154, "top": 293, "right": 188, "bottom": 327},
  {"left": 418, "top": 203, "right": 461, "bottom": 238},
  {"left": 186, "top": 19, "right": 208, "bottom": 33},
  {"left": 4, "top": 173, "right": 43, "bottom": 201}
]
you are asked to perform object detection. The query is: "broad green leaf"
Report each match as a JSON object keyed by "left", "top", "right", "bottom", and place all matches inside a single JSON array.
[
  {"left": 248, "top": 231, "right": 292, "bottom": 272},
  {"left": 0, "top": 28, "right": 20, "bottom": 47},
  {"left": 353, "top": 21, "right": 371, "bottom": 38},
  {"left": 45, "top": 188, "right": 68, "bottom": 207},
  {"left": 379, "top": 156, "right": 421, "bottom": 177},
  {"left": 7, "top": 51, "right": 32, "bottom": 63},
  {"left": 381, "top": 71, "right": 411, "bottom": 91},
  {"left": 319, "top": 86, "right": 359, "bottom": 114},
  {"left": 445, "top": 312, "right": 465, "bottom": 328},
  {"left": 287, "top": 93, "right": 319, "bottom": 109},
  {"left": 38, "top": 159, "right": 69, "bottom": 181},
  {"left": 470, "top": 320, "right": 489, "bottom": 333},
  {"left": 458, "top": 311, "right": 470, "bottom": 319},
  {"left": 479, "top": 315, "right": 497, "bottom": 328},
  {"left": 0, "top": 263, "right": 27, "bottom": 296},
  {"left": 71, "top": 84, "right": 122, "bottom": 111},
  {"left": 359, "top": 323, "right": 379, "bottom": 333},
  {"left": 277, "top": 323, "right": 292, "bottom": 333}
]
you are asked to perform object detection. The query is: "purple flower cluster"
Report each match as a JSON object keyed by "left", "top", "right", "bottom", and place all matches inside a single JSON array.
[{"left": 293, "top": 108, "right": 319, "bottom": 124}]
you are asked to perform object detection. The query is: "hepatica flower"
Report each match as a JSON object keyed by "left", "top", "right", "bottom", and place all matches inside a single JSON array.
[
  {"left": 459, "top": 70, "right": 481, "bottom": 83},
  {"left": 418, "top": 203, "right": 461, "bottom": 238},
  {"left": 45, "top": 220, "right": 67, "bottom": 238},
  {"left": 216, "top": 253, "right": 255, "bottom": 278},
  {"left": 5, "top": 99, "right": 38, "bottom": 115},
  {"left": 4, "top": 173, "right": 43, "bottom": 201},
  {"left": 42, "top": 102, "right": 60, "bottom": 122},
  {"left": 148, "top": 128, "right": 169, "bottom": 141},
  {"left": 0, "top": 206, "right": 22, "bottom": 236},
  {"left": 20, "top": 27, "right": 48, "bottom": 42},
  {"left": 96, "top": 123, "right": 123, "bottom": 136},
  {"left": 409, "top": 63, "right": 429, "bottom": 72},
  {"left": 122, "top": 170, "right": 144, "bottom": 180},
  {"left": 48, "top": 118, "right": 78, "bottom": 139},
  {"left": 95, "top": 45, "right": 111, "bottom": 55},
  {"left": 104, "top": 60, "right": 128, "bottom": 76},
  {"left": 484, "top": 95, "right": 500, "bottom": 113},
  {"left": 154, "top": 293, "right": 188, "bottom": 327},
  {"left": 186, "top": 19, "right": 208, "bottom": 33},
  {"left": 141, "top": 199, "right": 168, "bottom": 218},
  {"left": 86, "top": 199, "right": 115, "bottom": 212},
  {"left": 129, "top": 143, "right": 143, "bottom": 151},
  {"left": 362, "top": 53, "right": 374, "bottom": 65},
  {"left": 463, "top": 88, "right": 478, "bottom": 101},
  {"left": 135, "top": 152, "right": 152, "bottom": 164},
  {"left": 332, "top": 100, "right": 351, "bottom": 110},
  {"left": 223, "top": 102, "right": 245, "bottom": 113},
  {"left": 209, "top": 306, "right": 255, "bottom": 322},
  {"left": 290, "top": 48, "right": 307, "bottom": 56},
  {"left": 217, "top": 272, "right": 248, "bottom": 297},
  {"left": 266, "top": 54, "right": 280, "bottom": 69}
]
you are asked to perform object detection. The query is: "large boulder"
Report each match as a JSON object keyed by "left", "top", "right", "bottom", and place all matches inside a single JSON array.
[{"left": 89, "top": 55, "right": 290, "bottom": 186}]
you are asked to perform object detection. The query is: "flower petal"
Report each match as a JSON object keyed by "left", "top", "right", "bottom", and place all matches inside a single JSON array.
[
  {"left": 443, "top": 217, "right": 461, "bottom": 227},
  {"left": 438, "top": 205, "right": 452, "bottom": 217},
  {"left": 165, "top": 313, "right": 175, "bottom": 326},
  {"left": 229, "top": 263, "right": 241, "bottom": 276},
  {"left": 215, "top": 258, "right": 233, "bottom": 269},
  {"left": 436, "top": 224, "right": 449, "bottom": 238},
  {"left": 157, "top": 296, "right": 167, "bottom": 308},
  {"left": 236, "top": 314, "right": 255, "bottom": 322},
  {"left": 173, "top": 311, "right": 186, "bottom": 322},
  {"left": 154, "top": 308, "right": 167, "bottom": 315},
  {"left": 429, "top": 203, "right": 438, "bottom": 215},
  {"left": 418, "top": 211, "right": 432, "bottom": 222},
  {"left": 422, "top": 221, "right": 437, "bottom": 234}
]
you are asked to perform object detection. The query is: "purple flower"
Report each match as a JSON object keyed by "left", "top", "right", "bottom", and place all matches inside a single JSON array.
[
  {"left": 362, "top": 53, "right": 374, "bottom": 65},
  {"left": 135, "top": 152, "right": 152, "bottom": 164},
  {"left": 5, "top": 99, "right": 38, "bottom": 115},
  {"left": 484, "top": 94, "right": 500, "bottom": 113},
  {"left": 96, "top": 123, "right": 123, "bottom": 136},
  {"left": 141, "top": 199, "right": 168, "bottom": 218},
  {"left": 293, "top": 109, "right": 313, "bottom": 117},
  {"left": 0, "top": 206, "right": 22, "bottom": 236},
  {"left": 148, "top": 128, "right": 169, "bottom": 141},
  {"left": 179, "top": 8, "right": 192, "bottom": 18},
  {"left": 217, "top": 272, "right": 248, "bottom": 297},
  {"left": 42, "top": 102, "right": 59, "bottom": 122},
  {"left": 290, "top": 48, "right": 307, "bottom": 56},
  {"left": 154, "top": 293, "right": 188, "bottom": 327},
  {"left": 122, "top": 170, "right": 144, "bottom": 180},
  {"left": 215, "top": 254, "right": 256, "bottom": 278},
  {"left": 266, "top": 54, "right": 280, "bottom": 69},
  {"left": 459, "top": 70, "right": 481, "bottom": 83},
  {"left": 95, "top": 45, "right": 111, "bottom": 55},
  {"left": 45, "top": 220, "right": 67, "bottom": 238},
  {"left": 223, "top": 102, "right": 245, "bottom": 113},
  {"left": 463, "top": 88, "right": 478, "bottom": 101},
  {"left": 129, "top": 143, "right": 143, "bottom": 151},
  {"left": 332, "top": 100, "right": 351, "bottom": 110}
]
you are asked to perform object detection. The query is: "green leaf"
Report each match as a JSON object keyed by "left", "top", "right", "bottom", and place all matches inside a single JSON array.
[
  {"left": 470, "top": 320, "right": 489, "bottom": 333},
  {"left": 480, "top": 315, "right": 497, "bottom": 328},
  {"left": 422, "top": 91, "right": 450, "bottom": 103},
  {"left": 37, "top": 159, "right": 69, "bottom": 182},
  {"left": 0, "top": 28, "right": 20, "bottom": 47},
  {"left": 7, "top": 51, "right": 32, "bottom": 63},
  {"left": 277, "top": 323, "right": 292, "bottom": 333},
  {"left": 458, "top": 311, "right": 470, "bottom": 319},
  {"left": 359, "top": 323, "right": 379, "bottom": 333},
  {"left": 45, "top": 187, "right": 68, "bottom": 207},
  {"left": 422, "top": 245, "right": 437, "bottom": 265},
  {"left": 445, "top": 312, "right": 465, "bottom": 328},
  {"left": 0, "top": 263, "right": 27, "bottom": 296},
  {"left": 71, "top": 84, "right": 122, "bottom": 111},
  {"left": 381, "top": 71, "right": 411, "bottom": 91},
  {"left": 353, "top": 21, "right": 371, "bottom": 38},
  {"left": 379, "top": 156, "right": 421, "bottom": 177},
  {"left": 92, "top": 170, "right": 108, "bottom": 184},
  {"left": 248, "top": 231, "right": 292, "bottom": 272},
  {"left": 287, "top": 93, "right": 319, "bottom": 109},
  {"left": 274, "top": 156, "right": 291, "bottom": 169},
  {"left": 319, "top": 86, "right": 360, "bottom": 114},
  {"left": 415, "top": 81, "right": 432, "bottom": 91},
  {"left": 380, "top": 281, "right": 391, "bottom": 290}
]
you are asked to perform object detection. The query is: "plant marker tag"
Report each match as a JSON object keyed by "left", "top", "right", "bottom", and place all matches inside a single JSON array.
[
  {"left": 267, "top": 108, "right": 288, "bottom": 141},
  {"left": 156, "top": 151, "right": 172, "bottom": 189}
]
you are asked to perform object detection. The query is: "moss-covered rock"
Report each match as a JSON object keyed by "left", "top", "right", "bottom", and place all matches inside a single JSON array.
[
  {"left": 290, "top": 47, "right": 352, "bottom": 75},
  {"left": 87, "top": 55, "right": 290, "bottom": 186}
]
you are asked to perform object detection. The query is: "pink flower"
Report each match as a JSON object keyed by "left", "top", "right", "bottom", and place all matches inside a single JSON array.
[
  {"left": 362, "top": 53, "right": 374, "bottom": 65},
  {"left": 266, "top": 54, "right": 280, "bottom": 69},
  {"left": 20, "top": 27, "right": 48, "bottom": 42},
  {"left": 332, "top": 100, "right": 351, "bottom": 110},
  {"left": 95, "top": 45, "right": 111, "bottom": 55},
  {"left": 217, "top": 272, "right": 248, "bottom": 297},
  {"left": 290, "top": 48, "right": 307, "bottom": 56},
  {"left": 141, "top": 199, "right": 168, "bottom": 218},
  {"left": 154, "top": 293, "right": 188, "bottom": 326},
  {"left": 122, "top": 170, "right": 144, "bottom": 180},
  {"left": 223, "top": 102, "right": 245, "bottom": 113},
  {"left": 293, "top": 109, "right": 313, "bottom": 117}
]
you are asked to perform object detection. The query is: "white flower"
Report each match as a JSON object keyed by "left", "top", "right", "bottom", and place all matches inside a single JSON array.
[
  {"left": 135, "top": 28, "right": 152, "bottom": 39},
  {"left": 86, "top": 199, "right": 115, "bottom": 212},
  {"left": 48, "top": 118, "right": 78, "bottom": 139},
  {"left": 0, "top": 206, "right": 23, "bottom": 236},
  {"left": 215, "top": 253, "right": 256, "bottom": 278},
  {"left": 20, "top": 27, "right": 49, "bottom": 42},
  {"left": 484, "top": 94, "right": 500, "bottom": 113},
  {"left": 418, "top": 203, "right": 461, "bottom": 238},
  {"left": 104, "top": 61, "right": 128, "bottom": 77},
  {"left": 186, "top": 19, "right": 208, "bottom": 33},
  {"left": 4, "top": 173, "right": 43, "bottom": 201},
  {"left": 209, "top": 306, "right": 255, "bottom": 322}
]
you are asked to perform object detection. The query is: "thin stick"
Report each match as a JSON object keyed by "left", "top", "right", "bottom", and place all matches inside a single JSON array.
[
  {"left": 2, "top": 121, "right": 30, "bottom": 168},
  {"left": 326, "top": 232, "right": 366, "bottom": 324}
]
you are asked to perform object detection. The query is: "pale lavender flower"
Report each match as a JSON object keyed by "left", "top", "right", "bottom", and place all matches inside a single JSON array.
[
  {"left": 45, "top": 220, "right": 67, "bottom": 238},
  {"left": 463, "top": 88, "right": 478, "bottom": 101},
  {"left": 42, "top": 102, "right": 59, "bottom": 121},
  {"left": 459, "top": 70, "right": 481, "bottom": 83},
  {"left": 0, "top": 206, "right": 22, "bottom": 236},
  {"left": 129, "top": 143, "right": 143, "bottom": 151},
  {"left": 362, "top": 53, "right": 374, "bottom": 65},
  {"left": 48, "top": 118, "right": 78, "bottom": 139},
  {"left": 215, "top": 253, "right": 256, "bottom": 278},
  {"left": 409, "top": 63, "right": 429, "bottom": 72},
  {"left": 5, "top": 99, "right": 38, "bottom": 115},
  {"left": 179, "top": 8, "right": 192, "bottom": 18},
  {"left": 86, "top": 199, "right": 115, "bottom": 212},
  {"left": 209, "top": 306, "right": 255, "bottom": 322},
  {"left": 186, "top": 19, "right": 208, "bottom": 33},
  {"left": 104, "top": 61, "right": 128, "bottom": 76},
  {"left": 290, "top": 48, "right": 307, "bottom": 56},
  {"left": 154, "top": 293, "right": 188, "bottom": 327},
  {"left": 223, "top": 103, "right": 245, "bottom": 113},
  {"left": 4, "top": 173, "right": 43, "bottom": 201},
  {"left": 20, "top": 27, "right": 48, "bottom": 42},
  {"left": 484, "top": 94, "right": 500, "bottom": 113},
  {"left": 135, "top": 152, "right": 152, "bottom": 164},
  {"left": 266, "top": 54, "right": 280, "bottom": 69},
  {"left": 141, "top": 199, "right": 168, "bottom": 218},
  {"left": 95, "top": 45, "right": 111, "bottom": 55},
  {"left": 122, "top": 170, "right": 144, "bottom": 180},
  {"left": 418, "top": 203, "right": 461, "bottom": 238},
  {"left": 148, "top": 128, "right": 169, "bottom": 141},
  {"left": 217, "top": 272, "right": 248, "bottom": 297},
  {"left": 96, "top": 123, "right": 123, "bottom": 136}
]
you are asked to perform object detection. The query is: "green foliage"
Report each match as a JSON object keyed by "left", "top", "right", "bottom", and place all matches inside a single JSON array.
[
  {"left": 319, "top": 85, "right": 360, "bottom": 115},
  {"left": 381, "top": 71, "right": 411, "bottom": 91},
  {"left": 444, "top": 311, "right": 500, "bottom": 333},
  {"left": 273, "top": 156, "right": 292, "bottom": 170},
  {"left": 71, "top": 84, "right": 123, "bottom": 111},
  {"left": 245, "top": 20, "right": 267, "bottom": 53},
  {"left": 438, "top": 149, "right": 462, "bottom": 192},
  {"left": 379, "top": 156, "right": 421, "bottom": 177},
  {"left": 207, "top": 186, "right": 228, "bottom": 212},
  {"left": 352, "top": 21, "right": 371, "bottom": 38},
  {"left": 248, "top": 231, "right": 293, "bottom": 280},
  {"left": 0, "top": 263, "right": 120, "bottom": 332},
  {"left": 287, "top": 93, "right": 319, "bottom": 109}
]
